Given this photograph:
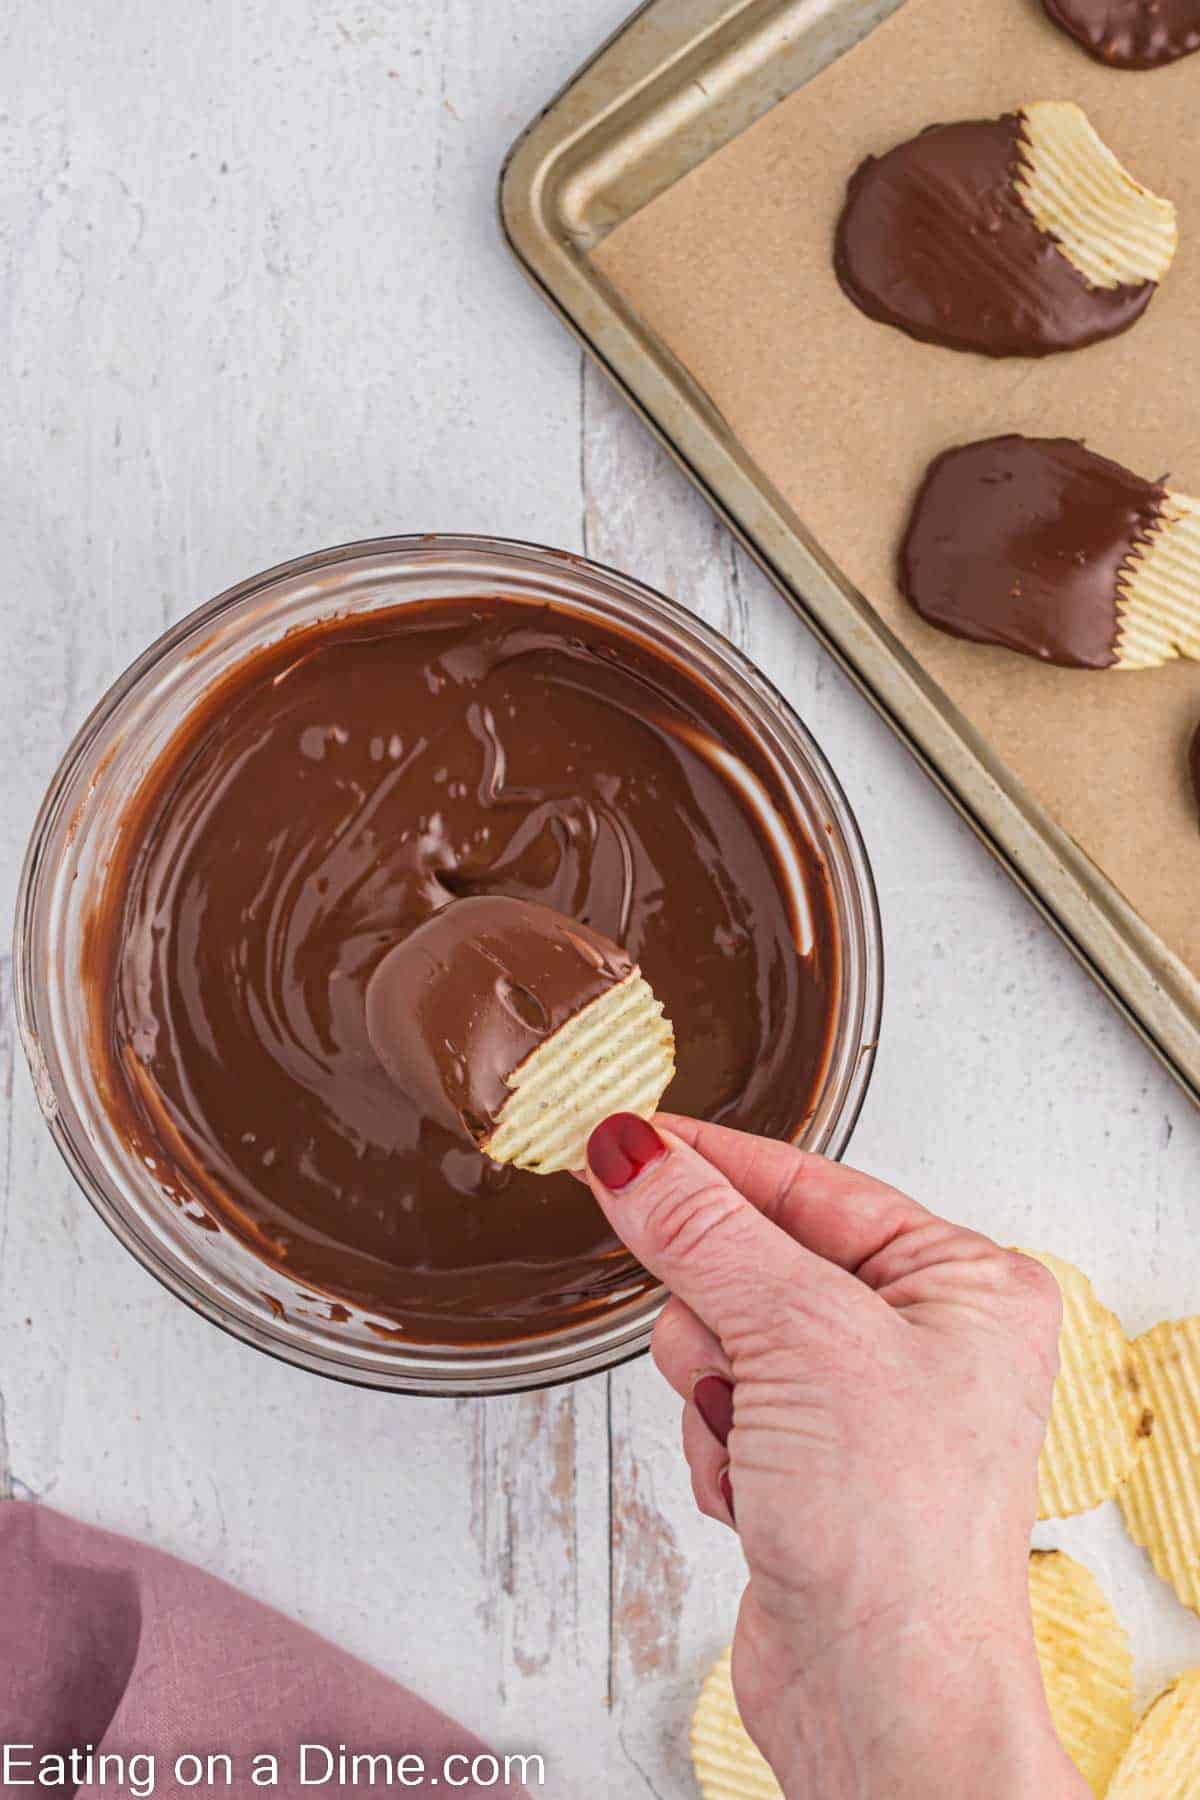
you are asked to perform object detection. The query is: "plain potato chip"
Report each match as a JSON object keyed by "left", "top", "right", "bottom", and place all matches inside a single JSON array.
[
  {"left": 1029, "top": 1550, "right": 1135, "bottom": 1796},
  {"left": 482, "top": 970, "right": 675, "bottom": 1175},
  {"left": 1107, "top": 1669, "right": 1200, "bottom": 1799},
  {"left": 1118, "top": 1317, "right": 1200, "bottom": 1614},
  {"left": 1027, "top": 1250, "right": 1151, "bottom": 1519},
  {"left": 690, "top": 1648, "right": 782, "bottom": 1800}
]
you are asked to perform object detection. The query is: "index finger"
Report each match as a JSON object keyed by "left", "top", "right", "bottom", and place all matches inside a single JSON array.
[{"left": 655, "top": 1114, "right": 930, "bottom": 1276}]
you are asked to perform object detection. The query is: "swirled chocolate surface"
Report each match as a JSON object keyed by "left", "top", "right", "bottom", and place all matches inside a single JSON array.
[
  {"left": 834, "top": 115, "right": 1155, "bottom": 356},
  {"left": 1044, "top": 0, "right": 1200, "bottom": 67},
  {"left": 85, "top": 596, "right": 838, "bottom": 1343},
  {"left": 366, "top": 894, "right": 636, "bottom": 1143},
  {"left": 900, "top": 435, "right": 1165, "bottom": 667}
]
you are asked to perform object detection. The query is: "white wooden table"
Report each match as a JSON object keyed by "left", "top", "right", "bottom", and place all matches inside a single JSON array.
[{"left": 3, "top": 2, "right": 1199, "bottom": 1790}]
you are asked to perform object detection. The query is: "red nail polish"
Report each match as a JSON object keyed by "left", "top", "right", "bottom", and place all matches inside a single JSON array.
[
  {"left": 719, "top": 1466, "right": 736, "bottom": 1526},
  {"left": 693, "top": 1375, "right": 734, "bottom": 1447},
  {"left": 587, "top": 1113, "right": 667, "bottom": 1191}
]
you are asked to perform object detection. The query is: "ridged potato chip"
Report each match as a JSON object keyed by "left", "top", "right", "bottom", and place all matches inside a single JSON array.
[
  {"left": 1028, "top": 1251, "right": 1152, "bottom": 1519},
  {"left": 1108, "top": 1669, "right": 1200, "bottom": 1799},
  {"left": 1030, "top": 1550, "right": 1135, "bottom": 1796},
  {"left": 690, "top": 1648, "right": 782, "bottom": 1800},
  {"left": 1116, "top": 490, "right": 1200, "bottom": 670},
  {"left": 1118, "top": 1317, "right": 1200, "bottom": 1614},
  {"left": 482, "top": 970, "right": 675, "bottom": 1175},
  {"left": 1016, "top": 101, "right": 1178, "bottom": 289}
]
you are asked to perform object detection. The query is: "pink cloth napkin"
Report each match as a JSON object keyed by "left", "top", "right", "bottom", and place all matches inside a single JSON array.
[{"left": 0, "top": 1504, "right": 534, "bottom": 1798}]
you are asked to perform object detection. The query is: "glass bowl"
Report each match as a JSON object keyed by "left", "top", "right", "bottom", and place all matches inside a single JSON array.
[{"left": 15, "top": 535, "right": 882, "bottom": 1394}]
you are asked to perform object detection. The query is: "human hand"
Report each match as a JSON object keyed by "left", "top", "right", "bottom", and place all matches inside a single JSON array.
[{"left": 583, "top": 1113, "right": 1087, "bottom": 1800}]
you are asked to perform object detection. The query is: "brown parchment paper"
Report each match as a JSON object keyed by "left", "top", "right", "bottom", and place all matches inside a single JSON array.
[{"left": 595, "top": 0, "right": 1200, "bottom": 976}]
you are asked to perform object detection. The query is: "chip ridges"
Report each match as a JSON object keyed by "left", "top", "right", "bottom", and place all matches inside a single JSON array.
[
  {"left": 1029, "top": 1250, "right": 1151, "bottom": 1519},
  {"left": 1116, "top": 490, "right": 1200, "bottom": 668},
  {"left": 1118, "top": 1317, "right": 1200, "bottom": 1615},
  {"left": 690, "top": 1649, "right": 783, "bottom": 1800},
  {"left": 1107, "top": 1669, "right": 1200, "bottom": 1798},
  {"left": 1015, "top": 101, "right": 1178, "bottom": 289},
  {"left": 481, "top": 970, "right": 675, "bottom": 1175},
  {"left": 1029, "top": 1550, "right": 1135, "bottom": 1795}
]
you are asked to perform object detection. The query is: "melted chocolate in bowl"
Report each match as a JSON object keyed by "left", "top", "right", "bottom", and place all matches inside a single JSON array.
[{"left": 83, "top": 593, "right": 840, "bottom": 1346}]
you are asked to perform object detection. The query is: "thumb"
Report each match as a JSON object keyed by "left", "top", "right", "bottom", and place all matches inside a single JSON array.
[{"left": 584, "top": 1113, "right": 856, "bottom": 1345}]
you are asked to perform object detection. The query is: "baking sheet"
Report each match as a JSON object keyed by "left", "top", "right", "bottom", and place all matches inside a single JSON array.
[{"left": 592, "top": 0, "right": 1200, "bottom": 976}]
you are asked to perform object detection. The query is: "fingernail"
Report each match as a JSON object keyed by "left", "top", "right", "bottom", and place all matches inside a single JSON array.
[
  {"left": 719, "top": 1465, "right": 736, "bottom": 1526},
  {"left": 692, "top": 1374, "right": 734, "bottom": 1447},
  {"left": 587, "top": 1113, "right": 667, "bottom": 1192}
]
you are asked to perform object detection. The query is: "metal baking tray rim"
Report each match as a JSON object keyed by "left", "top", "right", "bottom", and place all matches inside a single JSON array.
[{"left": 499, "top": 0, "right": 1200, "bottom": 1108}]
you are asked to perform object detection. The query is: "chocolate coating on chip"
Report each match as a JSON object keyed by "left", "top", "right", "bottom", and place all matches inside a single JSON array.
[
  {"left": 900, "top": 434, "right": 1166, "bottom": 667},
  {"left": 1190, "top": 721, "right": 1200, "bottom": 819},
  {"left": 1044, "top": 0, "right": 1200, "bottom": 68},
  {"left": 834, "top": 115, "right": 1155, "bottom": 356},
  {"left": 366, "top": 895, "right": 633, "bottom": 1144}
]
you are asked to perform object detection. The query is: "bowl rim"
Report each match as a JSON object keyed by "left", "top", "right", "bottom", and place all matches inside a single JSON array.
[{"left": 14, "top": 530, "right": 884, "bottom": 1395}]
